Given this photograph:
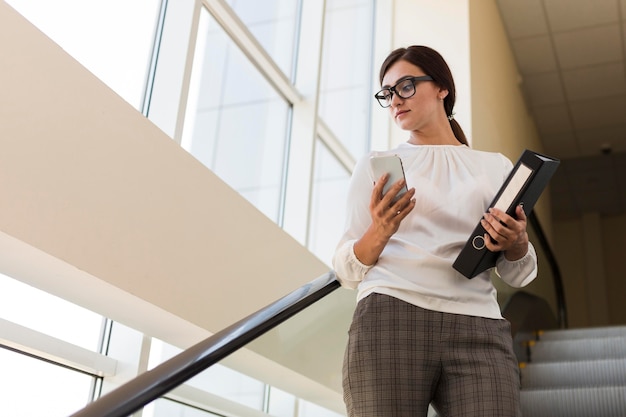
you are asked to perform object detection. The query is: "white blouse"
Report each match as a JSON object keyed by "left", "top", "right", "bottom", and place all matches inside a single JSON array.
[{"left": 332, "top": 144, "right": 537, "bottom": 319}]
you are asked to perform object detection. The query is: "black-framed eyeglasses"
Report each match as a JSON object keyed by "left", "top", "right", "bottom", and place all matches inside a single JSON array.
[{"left": 374, "top": 75, "right": 434, "bottom": 108}]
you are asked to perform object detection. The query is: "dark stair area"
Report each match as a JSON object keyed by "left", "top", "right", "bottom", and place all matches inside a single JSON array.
[{"left": 520, "top": 325, "right": 626, "bottom": 417}]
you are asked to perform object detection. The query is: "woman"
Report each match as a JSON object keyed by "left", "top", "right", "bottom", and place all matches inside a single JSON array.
[{"left": 332, "top": 45, "right": 537, "bottom": 417}]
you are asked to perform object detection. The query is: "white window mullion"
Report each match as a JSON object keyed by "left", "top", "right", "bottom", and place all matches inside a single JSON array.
[
  {"left": 172, "top": 0, "right": 204, "bottom": 145},
  {"left": 370, "top": 0, "right": 394, "bottom": 151},
  {"left": 202, "top": 0, "right": 301, "bottom": 104},
  {"left": 147, "top": 0, "right": 199, "bottom": 141},
  {"left": 0, "top": 318, "right": 117, "bottom": 377},
  {"left": 317, "top": 120, "right": 356, "bottom": 174},
  {"left": 282, "top": 0, "right": 327, "bottom": 245}
]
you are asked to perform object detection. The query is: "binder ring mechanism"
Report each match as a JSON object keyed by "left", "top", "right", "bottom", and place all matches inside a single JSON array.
[{"left": 472, "top": 235, "right": 486, "bottom": 250}]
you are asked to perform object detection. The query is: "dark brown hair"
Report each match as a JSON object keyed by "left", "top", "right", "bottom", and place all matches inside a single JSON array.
[{"left": 379, "top": 46, "right": 468, "bottom": 145}]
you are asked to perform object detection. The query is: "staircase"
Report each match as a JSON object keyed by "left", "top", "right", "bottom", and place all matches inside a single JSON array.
[{"left": 520, "top": 325, "right": 626, "bottom": 417}]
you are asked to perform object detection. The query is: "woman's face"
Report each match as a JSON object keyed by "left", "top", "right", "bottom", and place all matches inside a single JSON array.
[{"left": 380, "top": 60, "right": 446, "bottom": 132}]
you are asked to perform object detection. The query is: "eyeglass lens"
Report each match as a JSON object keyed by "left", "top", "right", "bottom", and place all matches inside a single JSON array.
[{"left": 377, "top": 79, "right": 416, "bottom": 107}]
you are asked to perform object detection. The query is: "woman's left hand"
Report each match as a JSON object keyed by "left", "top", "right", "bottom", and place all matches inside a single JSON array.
[{"left": 481, "top": 204, "right": 529, "bottom": 261}]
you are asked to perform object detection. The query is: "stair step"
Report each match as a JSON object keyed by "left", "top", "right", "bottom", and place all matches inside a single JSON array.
[
  {"left": 521, "top": 359, "right": 626, "bottom": 389},
  {"left": 538, "top": 325, "right": 626, "bottom": 341},
  {"left": 521, "top": 386, "right": 626, "bottom": 417},
  {"left": 529, "top": 336, "right": 626, "bottom": 362}
]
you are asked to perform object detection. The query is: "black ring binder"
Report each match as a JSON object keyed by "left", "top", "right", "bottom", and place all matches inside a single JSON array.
[{"left": 453, "top": 149, "right": 560, "bottom": 279}]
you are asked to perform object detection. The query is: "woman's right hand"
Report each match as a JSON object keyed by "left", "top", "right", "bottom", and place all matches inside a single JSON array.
[{"left": 352, "top": 174, "right": 416, "bottom": 266}]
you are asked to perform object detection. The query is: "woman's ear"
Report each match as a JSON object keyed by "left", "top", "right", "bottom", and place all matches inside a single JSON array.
[{"left": 438, "top": 88, "right": 449, "bottom": 101}]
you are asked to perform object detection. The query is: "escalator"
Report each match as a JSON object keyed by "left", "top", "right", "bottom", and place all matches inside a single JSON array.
[{"left": 520, "top": 326, "right": 626, "bottom": 416}]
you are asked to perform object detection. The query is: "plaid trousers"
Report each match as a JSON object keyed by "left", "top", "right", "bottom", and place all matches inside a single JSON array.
[{"left": 343, "top": 293, "right": 521, "bottom": 417}]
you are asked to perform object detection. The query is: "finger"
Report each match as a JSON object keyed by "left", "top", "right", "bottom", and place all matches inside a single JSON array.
[
  {"left": 491, "top": 205, "right": 526, "bottom": 224},
  {"left": 382, "top": 178, "right": 408, "bottom": 205},
  {"left": 393, "top": 186, "right": 416, "bottom": 207},
  {"left": 394, "top": 188, "right": 416, "bottom": 209},
  {"left": 515, "top": 204, "right": 527, "bottom": 221},
  {"left": 482, "top": 212, "right": 504, "bottom": 233},
  {"left": 371, "top": 174, "right": 389, "bottom": 205},
  {"left": 487, "top": 208, "right": 525, "bottom": 237},
  {"left": 487, "top": 207, "right": 511, "bottom": 227},
  {"left": 481, "top": 213, "right": 509, "bottom": 241},
  {"left": 393, "top": 198, "right": 416, "bottom": 221},
  {"left": 483, "top": 232, "right": 501, "bottom": 252}
]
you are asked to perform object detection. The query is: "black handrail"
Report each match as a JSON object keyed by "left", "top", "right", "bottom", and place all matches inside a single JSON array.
[
  {"left": 70, "top": 271, "right": 341, "bottom": 417},
  {"left": 528, "top": 211, "right": 568, "bottom": 329}
]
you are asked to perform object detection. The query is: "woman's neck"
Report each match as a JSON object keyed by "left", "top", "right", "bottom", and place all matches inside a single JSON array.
[{"left": 406, "top": 125, "right": 459, "bottom": 146}]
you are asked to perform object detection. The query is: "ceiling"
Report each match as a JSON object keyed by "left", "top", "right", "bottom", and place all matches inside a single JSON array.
[{"left": 496, "top": 0, "right": 626, "bottom": 220}]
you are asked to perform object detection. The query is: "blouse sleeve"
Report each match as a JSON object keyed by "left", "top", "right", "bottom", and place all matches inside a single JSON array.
[
  {"left": 494, "top": 241, "right": 538, "bottom": 288},
  {"left": 332, "top": 240, "right": 374, "bottom": 289},
  {"left": 332, "top": 154, "right": 376, "bottom": 289}
]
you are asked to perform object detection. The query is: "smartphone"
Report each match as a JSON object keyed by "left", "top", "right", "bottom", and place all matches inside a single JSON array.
[{"left": 370, "top": 155, "right": 409, "bottom": 202}]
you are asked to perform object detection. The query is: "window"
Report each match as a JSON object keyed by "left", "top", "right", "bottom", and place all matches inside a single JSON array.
[
  {"left": 308, "top": 140, "right": 352, "bottom": 265},
  {"left": 318, "top": 0, "right": 375, "bottom": 157},
  {"left": 146, "top": 398, "right": 222, "bottom": 416},
  {"left": 1, "top": 0, "right": 379, "bottom": 415},
  {"left": 0, "top": 274, "right": 105, "bottom": 416},
  {"left": 181, "top": 7, "right": 291, "bottom": 222},
  {"left": 297, "top": 398, "right": 345, "bottom": 417},
  {"left": 224, "top": 0, "right": 300, "bottom": 79},
  {"left": 5, "top": 0, "right": 161, "bottom": 109},
  {"left": 149, "top": 339, "right": 266, "bottom": 412},
  {"left": 0, "top": 274, "right": 103, "bottom": 350},
  {"left": 267, "top": 386, "right": 297, "bottom": 417},
  {"left": 146, "top": 338, "right": 345, "bottom": 417},
  {"left": 0, "top": 346, "right": 96, "bottom": 417}
]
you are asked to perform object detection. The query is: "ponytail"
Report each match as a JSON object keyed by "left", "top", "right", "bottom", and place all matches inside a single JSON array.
[{"left": 449, "top": 118, "right": 468, "bottom": 146}]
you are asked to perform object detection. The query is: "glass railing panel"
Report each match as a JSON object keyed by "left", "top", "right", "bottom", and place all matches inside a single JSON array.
[
  {"left": 149, "top": 339, "right": 266, "bottom": 411},
  {"left": 70, "top": 272, "right": 340, "bottom": 417}
]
